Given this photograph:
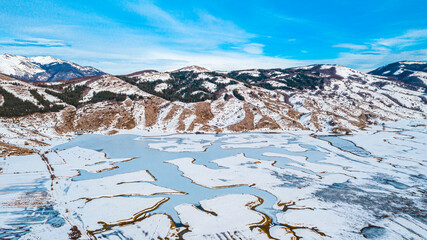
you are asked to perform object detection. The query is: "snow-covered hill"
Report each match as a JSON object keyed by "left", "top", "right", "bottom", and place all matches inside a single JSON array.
[
  {"left": 0, "top": 54, "right": 105, "bottom": 81},
  {"left": 369, "top": 61, "right": 427, "bottom": 87},
  {"left": 0, "top": 62, "right": 425, "bottom": 136},
  {"left": 172, "top": 65, "right": 211, "bottom": 73}
]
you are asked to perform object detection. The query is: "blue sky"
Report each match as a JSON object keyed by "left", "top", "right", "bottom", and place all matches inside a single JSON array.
[{"left": 1, "top": 0, "right": 427, "bottom": 74}]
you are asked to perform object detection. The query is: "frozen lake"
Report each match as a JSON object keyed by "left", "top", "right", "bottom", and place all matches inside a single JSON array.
[
  {"left": 55, "top": 133, "right": 329, "bottom": 224},
  {"left": 1, "top": 120, "right": 426, "bottom": 239}
]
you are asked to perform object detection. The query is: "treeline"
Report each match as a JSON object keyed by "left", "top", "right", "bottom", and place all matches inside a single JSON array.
[
  {"left": 119, "top": 74, "right": 212, "bottom": 102},
  {"left": 0, "top": 86, "right": 66, "bottom": 117},
  {"left": 45, "top": 85, "right": 87, "bottom": 107},
  {"left": 46, "top": 84, "right": 138, "bottom": 106},
  {"left": 279, "top": 73, "right": 324, "bottom": 90},
  {"left": 0, "top": 86, "right": 41, "bottom": 117},
  {"left": 119, "top": 71, "right": 244, "bottom": 103},
  {"left": 0, "top": 83, "right": 138, "bottom": 117},
  {"left": 228, "top": 70, "right": 325, "bottom": 90},
  {"left": 228, "top": 71, "right": 266, "bottom": 84},
  {"left": 118, "top": 70, "right": 256, "bottom": 103},
  {"left": 29, "top": 90, "right": 64, "bottom": 112},
  {"left": 90, "top": 91, "right": 139, "bottom": 104}
]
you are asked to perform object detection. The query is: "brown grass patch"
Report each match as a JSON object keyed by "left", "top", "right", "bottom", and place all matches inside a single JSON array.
[
  {"left": 194, "top": 102, "right": 214, "bottom": 122},
  {"left": 163, "top": 105, "right": 181, "bottom": 122},
  {"left": 286, "top": 108, "right": 302, "bottom": 120},
  {"left": 228, "top": 105, "right": 254, "bottom": 132},
  {"left": 144, "top": 103, "right": 158, "bottom": 127},
  {"left": 186, "top": 102, "right": 215, "bottom": 132},
  {"left": 0, "top": 142, "right": 36, "bottom": 158},
  {"left": 54, "top": 107, "right": 76, "bottom": 134},
  {"left": 255, "top": 116, "right": 281, "bottom": 130},
  {"left": 28, "top": 139, "right": 49, "bottom": 146},
  {"left": 177, "top": 108, "right": 194, "bottom": 131},
  {"left": 74, "top": 103, "right": 136, "bottom": 132},
  {"left": 107, "top": 130, "right": 119, "bottom": 135}
]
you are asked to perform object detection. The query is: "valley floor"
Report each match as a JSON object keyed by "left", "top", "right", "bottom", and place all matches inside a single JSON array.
[{"left": 0, "top": 119, "right": 426, "bottom": 240}]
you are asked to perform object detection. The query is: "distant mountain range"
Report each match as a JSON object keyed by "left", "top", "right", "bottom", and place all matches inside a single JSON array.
[
  {"left": 1, "top": 53, "right": 426, "bottom": 88},
  {"left": 0, "top": 54, "right": 425, "bottom": 134},
  {"left": 0, "top": 54, "right": 105, "bottom": 81},
  {"left": 369, "top": 61, "right": 427, "bottom": 87}
]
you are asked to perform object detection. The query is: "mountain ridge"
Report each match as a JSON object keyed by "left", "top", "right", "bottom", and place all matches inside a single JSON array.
[
  {"left": 0, "top": 53, "right": 105, "bottom": 82},
  {"left": 1, "top": 53, "right": 426, "bottom": 86},
  {"left": 369, "top": 61, "right": 427, "bottom": 88},
  {"left": 0, "top": 57, "right": 425, "bottom": 136}
]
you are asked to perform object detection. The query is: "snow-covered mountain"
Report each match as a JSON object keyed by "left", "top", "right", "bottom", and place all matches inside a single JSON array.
[
  {"left": 0, "top": 54, "right": 105, "bottom": 81},
  {"left": 0, "top": 62, "right": 425, "bottom": 135},
  {"left": 369, "top": 61, "right": 427, "bottom": 87}
]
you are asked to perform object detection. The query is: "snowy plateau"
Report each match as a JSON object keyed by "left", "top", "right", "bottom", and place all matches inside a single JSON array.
[{"left": 0, "top": 55, "right": 426, "bottom": 240}]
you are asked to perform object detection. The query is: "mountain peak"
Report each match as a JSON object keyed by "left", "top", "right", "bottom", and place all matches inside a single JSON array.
[
  {"left": 2, "top": 53, "right": 15, "bottom": 58},
  {"left": 0, "top": 54, "right": 105, "bottom": 81},
  {"left": 369, "top": 61, "right": 427, "bottom": 87},
  {"left": 172, "top": 65, "right": 211, "bottom": 73},
  {"left": 29, "top": 55, "right": 65, "bottom": 65}
]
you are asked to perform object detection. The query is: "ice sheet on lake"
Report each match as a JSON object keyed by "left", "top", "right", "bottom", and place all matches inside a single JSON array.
[{"left": 1, "top": 119, "right": 426, "bottom": 239}]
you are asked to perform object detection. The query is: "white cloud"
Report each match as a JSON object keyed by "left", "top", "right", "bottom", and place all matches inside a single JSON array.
[
  {"left": 151, "top": 50, "right": 304, "bottom": 72},
  {"left": 2, "top": 0, "right": 426, "bottom": 75},
  {"left": 374, "top": 29, "right": 427, "bottom": 48},
  {"left": 242, "top": 43, "right": 264, "bottom": 54},
  {"left": 126, "top": 0, "right": 254, "bottom": 48},
  {"left": 332, "top": 29, "right": 427, "bottom": 54},
  {"left": 0, "top": 38, "right": 68, "bottom": 47},
  {"left": 328, "top": 29, "right": 427, "bottom": 71},
  {"left": 323, "top": 49, "right": 427, "bottom": 72},
  {"left": 333, "top": 43, "right": 368, "bottom": 50}
]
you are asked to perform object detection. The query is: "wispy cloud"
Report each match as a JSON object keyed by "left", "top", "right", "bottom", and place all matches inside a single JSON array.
[
  {"left": 374, "top": 29, "right": 427, "bottom": 48},
  {"left": 333, "top": 43, "right": 368, "bottom": 50},
  {"left": 333, "top": 29, "right": 427, "bottom": 52},
  {"left": 0, "top": 38, "right": 69, "bottom": 48},
  {"left": 329, "top": 29, "right": 427, "bottom": 71},
  {"left": 1, "top": 0, "right": 426, "bottom": 74},
  {"left": 126, "top": 0, "right": 254, "bottom": 49},
  {"left": 141, "top": 48, "right": 306, "bottom": 71},
  {"left": 242, "top": 43, "right": 264, "bottom": 54},
  {"left": 330, "top": 49, "right": 427, "bottom": 72}
]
